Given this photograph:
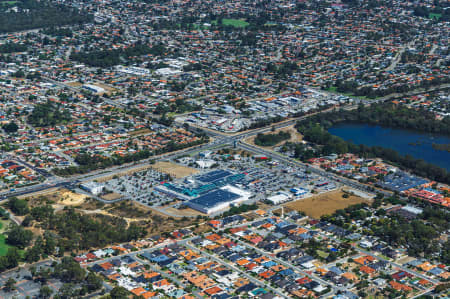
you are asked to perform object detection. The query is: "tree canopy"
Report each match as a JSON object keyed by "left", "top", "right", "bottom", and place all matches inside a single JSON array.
[
  {"left": 28, "top": 101, "right": 72, "bottom": 127},
  {"left": 0, "top": 0, "right": 92, "bottom": 33}
]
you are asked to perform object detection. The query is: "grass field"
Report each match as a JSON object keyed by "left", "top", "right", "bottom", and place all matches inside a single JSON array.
[
  {"left": 0, "top": 1, "right": 18, "bottom": 5},
  {"left": 326, "top": 86, "right": 338, "bottom": 93},
  {"left": 0, "top": 234, "right": 11, "bottom": 256},
  {"left": 222, "top": 18, "right": 249, "bottom": 28},
  {"left": 212, "top": 18, "right": 249, "bottom": 28},
  {"left": 284, "top": 189, "right": 370, "bottom": 219},
  {"left": 429, "top": 13, "right": 442, "bottom": 20},
  {"left": 325, "top": 86, "right": 378, "bottom": 100}
]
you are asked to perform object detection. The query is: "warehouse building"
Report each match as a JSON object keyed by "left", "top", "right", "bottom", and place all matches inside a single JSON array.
[{"left": 186, "top": 185, "right": 251, "bottom": 214}]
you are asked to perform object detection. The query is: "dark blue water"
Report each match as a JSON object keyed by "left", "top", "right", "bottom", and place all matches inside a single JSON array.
[{"left": 328, "top": 123, "right": 450, "bottom": 171}]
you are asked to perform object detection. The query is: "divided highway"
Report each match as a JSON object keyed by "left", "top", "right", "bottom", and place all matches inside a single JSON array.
[{"left": 1, "top": 104, "right": 388, "bottom": 202}]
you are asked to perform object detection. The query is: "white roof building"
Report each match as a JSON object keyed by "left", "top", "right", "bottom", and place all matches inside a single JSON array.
[{"left": 267, "top": 193, "right": 291, "bottom": 205}]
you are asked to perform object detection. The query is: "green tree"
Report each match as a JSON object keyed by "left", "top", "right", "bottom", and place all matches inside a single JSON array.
[
  {"left": 24, "top": 244, "right": 42, "bottom": 263},
  {"left": 7, "top": 197, "right": 29, "bottom": 215},
  {"left": 4, "top": 277, "right": 16, "bottom": 292},
  {"left": 110, "top": 286, "right": 129, "bottom": 299},
  {"left": 85, "top": 272, "right": 102, "bottom": 292},
  {"left": 43, "top": 232, "right": 56, "bottom": 255},
  {"left": 3, "top": 122, "right": 18, "bottom": 133},
  {"left": 39, "top": 285, "right": 53, "bottom": 299},
  {"left": 53, "top": 257, "right": 86, "bottom": 283},
  {"left": 6, "top": 224, "right": 33, "bottom": 248}
]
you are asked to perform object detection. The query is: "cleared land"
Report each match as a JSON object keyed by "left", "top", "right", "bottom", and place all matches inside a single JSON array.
[
  {"left": 245, "top": 124, "right": 303, "bottom": 148},
  {"left": 25, "top": 189, "right": 88, "bottom": 208},
  {"left": 91, "top": 201, "right": 204, "bottom": 235},
  {"left": 164, "top": 206, "right": 204, "bottom": 217},
  {"left": 284, "top": 189, "right": 370, "bottom": 219},
  {"left": 95, "top": 164, "right": 155, "bottom": 182},
  {"left": 100, "top": 192, "right": 123, "bottom": 201},
  {"left": 129, "top": 128, "right": 152, "bottom": 136},
  {"left": 58, "top": 189, "right": 88, "bottom": 206},
  {"left": 151, "top": 161, "right": 199, "bottom": 178},
  {"left": 66, "top": 81, "right": 83, "bottom": 87},
  {"left": 93, "top": 82, "right": 118, "bottom": 94}
]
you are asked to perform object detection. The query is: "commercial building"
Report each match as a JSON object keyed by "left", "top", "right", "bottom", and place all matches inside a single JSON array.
[
  {"left": 80, "top": 182, "right": 104, "bottom": 195},
  {"left": 267, "top": 192, "right": 292, "bottom": 205},
  {"left": 82, "top": 84, "right": 105, "bottom": 94},
  {"left": 186, "top": 185, "right": 251, "bottom": 214}
]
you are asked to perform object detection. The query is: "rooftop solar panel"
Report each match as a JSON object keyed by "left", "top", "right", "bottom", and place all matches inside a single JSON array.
[
  {"left": 188, "top": 189, "right": 240, "bottom": 208},
  {"left": 196, "top": 170, "right": 233, "bottom": 183}
]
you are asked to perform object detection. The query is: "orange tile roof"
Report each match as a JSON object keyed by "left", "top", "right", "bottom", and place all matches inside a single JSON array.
[
  {"left": 143, "top": 272, "right": 161, "bottom": 279},
  {"left": 205, "top": 286, "right": 222, "bottom": 295},
  {"left": 360, "top": 265, "right": 376, "bottom": 274},
  {"left": 142, "top": 291, "right": 157, "bottom": 299},
  {"left": 236, "top": 259, "right": 250, "bottom": 266},
  {"left": 342, "top": 272, "right": 358, "bottom": 281},
  {"left": 131, "top": 287, "right": 147, "bottom": 296},
  {"left": 389, "top": 281, "right": 412, "bottom": 292}
]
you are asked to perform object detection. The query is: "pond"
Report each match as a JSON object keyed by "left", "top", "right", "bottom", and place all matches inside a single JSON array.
[{"left": 328, "top": 123, "right": 450, "bottom": 171}]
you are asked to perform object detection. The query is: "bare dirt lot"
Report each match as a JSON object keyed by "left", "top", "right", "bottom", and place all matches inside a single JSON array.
[
  {"left": 58, "top": 190, "right": 88, "bottom": 206},
  {"left": 129, "top": 128, "right": 152, "bottom": 136},
  {"left": 95, "top": 164, "right": 155, "bottom": 182},
  {"left": 66, "top": 81, "right": 83, "bottom": 87},
  {"left": 24, "top": 189, "right": 87, "bottom": 208},
  {"left": 93, "top": 82, "right": 119, "bottom": 95},
  {"left": 245, "top": 124, "right": 303, "bottom": 148},
  {"left": 164, "top": 207, "right": 204, "bottom": 217},
  {"left": 151, "top": 161, "right": 199, "bottom": 178},
  {"left": 284, "top": 189, "right": 371, "bottom": 219},
  {"left": 100, "top": 192, "right": 123, "bottom": 201}
]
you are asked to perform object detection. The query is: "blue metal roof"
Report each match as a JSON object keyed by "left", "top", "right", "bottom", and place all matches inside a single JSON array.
[{"left": 188, "top": 189, "right": 240, "bottom": 208}]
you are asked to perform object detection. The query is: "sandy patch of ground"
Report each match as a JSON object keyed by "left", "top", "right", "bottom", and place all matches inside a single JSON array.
[
  {"left": 93, "top": 82, "right": 118, "bottom": 94},
  {"left": 100, "top": 192, "right": 123, "bottom": 201},
  {"left": 284, "top": 189, "right": 371, "bottom": 219},
  {"left": 192, "top": 223, "right": 213, "bottom": 235},
  {"left": 66, "top": 81, "right": 83, "bottom": 87},
  {"left": 23, "top": 188, "right": 86, "bottom": 207},
  {"left": 57, "top": 190, "right": 88, "bottom": 206},
  {"left": 129, "top": 128, "right": 152, "bottom": 136},
  {"left": 396, "top": 256, "right": 416, "bottom": 265},
  {"left": 164, "top": 207, "right": 205, "bottom": 217},
  {"left": 105, "top": 201, "right": 152, "bottom": 219},
  {"left": 87, "top": 201, "right": 203, "bottom": 235},
  {"left": 245, "top": 124, "right": 303, "bottom": 149},
  {"left": 95, "top": 164, "right": 155, "bottom": 182},
  {"left": 151, "top": 161, "right": 199, "bottom": 178}
]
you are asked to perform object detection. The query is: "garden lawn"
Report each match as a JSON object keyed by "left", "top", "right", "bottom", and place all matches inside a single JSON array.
[
  {"left": 0, "top": 234, "right": 11, "bottom": 256},
  {"left": 222, "top": 19, "right": 249, "bottom": 28},
  {"left": 429, "top": 13, "right": 442, "bottom": 20}
]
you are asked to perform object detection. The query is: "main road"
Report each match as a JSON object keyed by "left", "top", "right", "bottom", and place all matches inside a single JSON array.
[
  {"left": 4, "top": 74, "right": 435, "bottom": 202},
  {"left": 0, "top": 107, "right": 386, "bottom": 203},
  {"left": 1, "top": 96, "right": 396, "bottom": 203}
]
